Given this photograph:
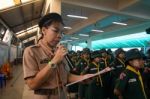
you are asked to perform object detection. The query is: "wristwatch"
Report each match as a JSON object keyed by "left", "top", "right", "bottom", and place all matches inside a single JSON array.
[{"left": 48, "top": 61, "right": 57, "bottom": 68}]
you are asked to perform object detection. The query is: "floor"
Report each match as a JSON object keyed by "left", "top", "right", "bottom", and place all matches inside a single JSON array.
[{"left": 0, "top": 64, "right": 34, "bottom": 99}]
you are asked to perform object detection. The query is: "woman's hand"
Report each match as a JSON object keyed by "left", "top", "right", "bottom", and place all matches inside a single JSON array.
[
  {"left": 80, "top": 74, "right": 94, "bottom": 84},
  {"left": 51, "top": 44, "right": 68, "bottom": 64}
]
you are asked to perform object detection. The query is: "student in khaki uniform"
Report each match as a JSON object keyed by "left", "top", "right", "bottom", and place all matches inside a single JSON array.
[
  {"left": 114, "top": 49, "right": 147, "bottom": 99},
  {"left": 23, "top": 13, "right": 93, "bottom": 99}
]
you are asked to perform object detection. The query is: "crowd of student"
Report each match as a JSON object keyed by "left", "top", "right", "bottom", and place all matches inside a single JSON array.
[{"left": 67, "top": 48, "right": 150, "bottom": 99}]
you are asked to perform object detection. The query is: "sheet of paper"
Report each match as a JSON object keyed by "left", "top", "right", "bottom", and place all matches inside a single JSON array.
[{"left": 66, "top": 67, "right": 112, "bottom": 87}]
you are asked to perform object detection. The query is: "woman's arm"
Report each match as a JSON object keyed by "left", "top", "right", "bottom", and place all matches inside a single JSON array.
[
  {"left": 25, "top": 59, "right": 57, "bottom": 90},
  {"left": 68, "top": 73, "right": 93, "bottom": 83}
]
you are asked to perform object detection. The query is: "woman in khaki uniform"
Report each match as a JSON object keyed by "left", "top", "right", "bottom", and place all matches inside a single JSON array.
[{"left": 23, "top": 13, "right": 92, "bottom": 99}]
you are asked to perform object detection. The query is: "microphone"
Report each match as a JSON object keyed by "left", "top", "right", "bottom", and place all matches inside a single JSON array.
[{"left": 57, "top": 43, "right": 75, "bottom": 71}]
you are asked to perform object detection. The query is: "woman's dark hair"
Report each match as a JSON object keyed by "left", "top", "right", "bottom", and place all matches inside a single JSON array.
[
  {"left": 38, "top": 13, "right": 64, "bottom": 42},
  {"left": 38, "top": 13, "right": 64, "bottom": 29}
]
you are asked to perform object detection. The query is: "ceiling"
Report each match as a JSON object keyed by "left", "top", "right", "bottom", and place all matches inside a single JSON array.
[{"left": 0, "top": 0, "right": 150, "bottom": 48}]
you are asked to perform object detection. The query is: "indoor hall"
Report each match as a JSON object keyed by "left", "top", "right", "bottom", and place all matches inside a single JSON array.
[{"left": 0, "top": 0, "right": 150, "bottom": 99}]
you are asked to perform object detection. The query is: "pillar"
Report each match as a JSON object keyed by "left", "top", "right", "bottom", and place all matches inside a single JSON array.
[
  {"left": 87, "top": 38, "right": 92, "bottom": 50},
  {"left": 50, "top": 0, "right": 61, "bottom": 14}
]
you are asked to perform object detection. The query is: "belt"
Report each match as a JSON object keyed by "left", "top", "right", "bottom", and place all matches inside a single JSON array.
[{"left": 34, "top": 87, "right": 62, "bottom": 95}]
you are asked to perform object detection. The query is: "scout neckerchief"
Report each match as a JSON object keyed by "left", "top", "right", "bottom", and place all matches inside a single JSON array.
[
  {"left": 126, "top": 65, "right": 147, "bottom": 99},
  {"left": 39, "top": 40, "right": 54, "bottom": 59},
  {"left": 39, "top": 40, "right": 67, "bottom": 99},
  {"left": 117, "top": 58, "right": 125, "bottom": 67},
  {"left": 92, "top": 62, "right": 103, "bottom": 87},
  {"left": 102, "top": 58, "right": 108, "bottom": 67},
  {"left": 84, "top": 58, "right": 89, "bottom": 66}
]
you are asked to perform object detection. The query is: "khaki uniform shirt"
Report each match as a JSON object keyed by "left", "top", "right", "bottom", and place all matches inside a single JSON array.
[{"left": 23, "top": 42, "right": 70, "bottom": 99}]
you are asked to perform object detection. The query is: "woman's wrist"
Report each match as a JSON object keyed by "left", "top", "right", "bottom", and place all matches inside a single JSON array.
[{"left": 48, "top": 60, "right": 57, "bottom": 68}]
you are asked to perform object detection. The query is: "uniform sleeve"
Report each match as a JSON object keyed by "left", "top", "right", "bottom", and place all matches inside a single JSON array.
[
  {"left": 23, "top": 47, "right": 39, "bottom": 79},
  {"left": 115, "top": 72, "right": 129, "bottom": 92}
]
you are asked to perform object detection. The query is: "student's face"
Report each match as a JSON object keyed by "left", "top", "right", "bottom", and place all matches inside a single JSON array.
[
  {"left": 94, "top": 57, "right": 100, "bottom": 63},
  {"left": 118, "top": 52, "right": 125, "bottom": 59},
  {"left": 101, "top": 52, "right": 107, "bottom": 58},
  {"left": 129, "top": 58, "right": 144, "bottom": 68},
  {"left": 83, "top": 53, "right": 90, "bottom": 59},
  {"left": 42, "top": 22, "right": 63, "bottom": 47}
]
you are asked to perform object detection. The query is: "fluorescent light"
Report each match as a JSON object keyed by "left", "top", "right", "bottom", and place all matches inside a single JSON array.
[
  {"left": 27, "top": 25, "right": 38, "bottom": 30},
  {"left": 16, "top": 25, "right": 38, "bottom": 35},
  {"left": 17, "top": 27, "right": 38, "bottom": 37},
  {"left": 64, "top": 27, "right": 72, "bottom": 29},
  {"left": 16, "top": 30, "right": 26, "bottom": 35},
  {"left": 71, "top": 37, "right": 79, "bottom": 39},
  {"left": 66, "top": 40, "right": 73, "bottom": 42},
  {"left": 67, "top": 15, "right": 88, "bottom": 19},
  {"left": 112, "top": 22, "right": 127, "bottom": 26},
  {"left": 60, "top": 41, "right": 68, "bottom": 43},
  {"left": 91, "top": 29, "right": 104, "bottom": 32},
  {"left": 79, "top": 34, "right": 89, "bottom": 37},
  {"left": 0, "top": 0, "right": 15, "bottom": 10},
  {"left": 23, "top": 36, "right": 36, "bottom": 43}
]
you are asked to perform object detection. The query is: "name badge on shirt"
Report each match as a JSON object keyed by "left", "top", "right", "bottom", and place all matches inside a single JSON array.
[
  {"left": 100, "top": 62, "right": 104, "bottom": 64},
  {"left": 116, "top": 65, "right": 123, "bottom": 68},
  {"left": 40, "top": 58, "right": 50, "bottom": 64},
  {"left": 128, "top": 78, "right": 137, "bottom": 83},
  {"left": 90, "top": 68, "right": 98, "bottom": 71}
]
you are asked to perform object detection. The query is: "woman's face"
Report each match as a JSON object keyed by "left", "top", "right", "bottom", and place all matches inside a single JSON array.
[{"left": 42, "top": 22, "right": 63, "bottom": 47}]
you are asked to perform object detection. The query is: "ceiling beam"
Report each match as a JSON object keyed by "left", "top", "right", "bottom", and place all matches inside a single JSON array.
[
  {"left": 65, "top": 12, "right": 109, "bottom": 34},
  {"left": 0, "top": 16, "right": 11, "bottom": 29},
  {"left": 0, "top": 0, "right": 41, "bottom": 13},
  {"left": 11, "top": 17, "right": 40, "bottom": 29},
  {"left": 118, "top": 0, "right": 139, "bottom": 10},
  {"left": 62, "top": 0, "right": 150, "bottom": 20}
]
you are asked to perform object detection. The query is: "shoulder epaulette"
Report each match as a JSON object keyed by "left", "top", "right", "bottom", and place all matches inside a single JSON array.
[{"left": 30, "top": 44, "right": 40, "bottom": 48}]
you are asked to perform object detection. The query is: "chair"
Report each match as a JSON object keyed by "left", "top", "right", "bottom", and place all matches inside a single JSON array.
[{"left": 0, "top": 73, "right": 6, "bottom": 88}]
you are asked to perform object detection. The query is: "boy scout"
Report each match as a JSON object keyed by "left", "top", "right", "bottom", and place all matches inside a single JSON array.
[
  {"left": 99, "top": 49, "right": 112, "bottom": 98},
  {"left": 113, "top": 48, "right": 126, "bottom": 77},
  {"left": 85, "top": 51, "right": 105, "bottom": 99},
  {"left": 114, "top": 49, "right": 147, "bottom": 99},
  {"left": 111, "top": 48, "right": 125, "bottom": 99},
  {"left": 75, "top": 48, "right": 90, "bottom": 99}
]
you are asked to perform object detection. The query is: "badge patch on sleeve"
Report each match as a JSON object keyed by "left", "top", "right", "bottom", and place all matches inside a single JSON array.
[{"left": 128, "top": 78, "right": 137, "bottom": 83}]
